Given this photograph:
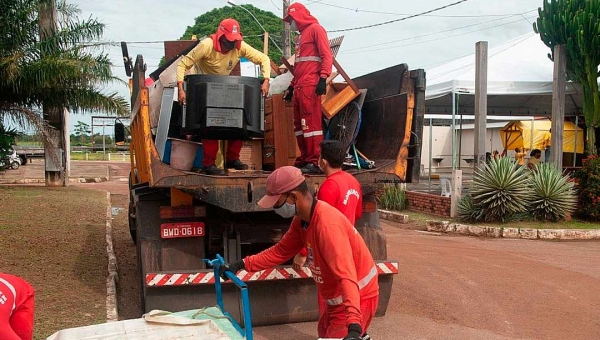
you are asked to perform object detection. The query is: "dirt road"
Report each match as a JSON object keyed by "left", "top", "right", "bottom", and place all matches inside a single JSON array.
[{"left": 99, "top": 171, "right": 600, "bottom": 340}]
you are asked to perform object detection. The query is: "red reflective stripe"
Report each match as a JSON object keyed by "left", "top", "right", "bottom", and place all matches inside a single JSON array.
[{"left": 145, "top": 273, "right": 157, "bottom": 285}]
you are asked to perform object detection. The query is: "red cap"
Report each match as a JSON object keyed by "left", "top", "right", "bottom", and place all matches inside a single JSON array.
[
  {"left": 258, "top": 166, "right": 305, "bottom": 208},
  {"left": 283, "top": 2, "right": 306, "bottom": 22},
  {"left": 218, "top": 18, "right": 243, "bottom": 42}
]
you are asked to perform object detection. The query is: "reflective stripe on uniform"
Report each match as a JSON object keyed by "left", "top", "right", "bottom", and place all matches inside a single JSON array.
[
  {"left": 296, "top": 56, "right": 322, "bottom": 62},
  {"left": 303, "top": 130, "right": 323, "bottom": 138},
  {"left": 295, "top": 130, "right": 303, "bottom": 136},
  {"left": 358, "top": 265, "right": 377, "bottom": 289},
  {"left": 325, "top": 265, "right": 378, "bottom": 306},
  {"left": 0, "top": 277, "right": 17, "bottom": 315}
]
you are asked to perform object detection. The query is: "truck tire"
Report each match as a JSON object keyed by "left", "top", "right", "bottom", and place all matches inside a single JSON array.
[{"left": 10, "top": 161, "right": 19, "bottom": 170}]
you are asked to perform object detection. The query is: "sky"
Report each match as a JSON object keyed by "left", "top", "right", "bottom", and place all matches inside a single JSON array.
[{"left": 61, "top": 0, "right": 544, "bottom": 134}]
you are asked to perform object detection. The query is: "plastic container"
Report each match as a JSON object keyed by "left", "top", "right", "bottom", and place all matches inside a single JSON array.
[
  {"left": 183, "top": 74, "right": 264, "bottom": 140},
  {"left": 168, "top": 138, "right": 200, "bottom": 171}
]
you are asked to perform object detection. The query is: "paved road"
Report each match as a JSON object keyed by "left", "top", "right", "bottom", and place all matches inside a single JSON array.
[
  {"left": 253, "top": 225, "right": 600, "bottom": 340},
  {"left": 55, "top": 167, "right": 600, "bottom": 340}
]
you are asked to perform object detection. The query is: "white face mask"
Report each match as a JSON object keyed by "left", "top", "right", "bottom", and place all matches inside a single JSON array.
[
  {"left": 275, "top": 202, "right": 296, "bottom": 218},
  {"left": 290, "top": 20, "right": 299, "bottom": 32}
]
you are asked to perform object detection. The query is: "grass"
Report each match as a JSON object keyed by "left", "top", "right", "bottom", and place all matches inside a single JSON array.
[
  {"left": 401, "top": 211, "right": 600, "bottom": 230},
  {"left": 70, "top": 152, "right": 129, "bottom": 161},
  {"left": 0, "top": 186, "right": 107, "bottom": 339}
]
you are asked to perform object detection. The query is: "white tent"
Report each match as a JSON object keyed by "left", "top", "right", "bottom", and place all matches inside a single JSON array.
[{"left": 425, "top": 33, "right": 582, "bottom": 116}]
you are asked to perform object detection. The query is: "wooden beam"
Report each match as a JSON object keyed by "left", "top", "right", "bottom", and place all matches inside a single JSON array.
[
  {"left": 263, "top": 32, "right": 269, "bottom": 55},
  {"left": 474, "top": 41, "right": 488, "bottom": 167},
  {"left": 280, "top": 56, "right": 294, "bottom": 75},
  {"left": 332, "top": 57, "right": 359, "bottom": 93},
  {"left": 551, "top": 44, "right": 566, "bottom": 168}
]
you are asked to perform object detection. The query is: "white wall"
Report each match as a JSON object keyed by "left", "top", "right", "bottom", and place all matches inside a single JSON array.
[{"left": 421, "top": 127, "right": 505, "bottom": 168}]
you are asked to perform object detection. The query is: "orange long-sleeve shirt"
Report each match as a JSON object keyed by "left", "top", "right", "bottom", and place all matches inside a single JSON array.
[{"left": 243, "top": 201, "right": 378, "bottom": 326}]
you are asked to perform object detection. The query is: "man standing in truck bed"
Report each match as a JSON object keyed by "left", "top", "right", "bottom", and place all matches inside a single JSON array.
[
  {"left": 177, "top": 18, "right": 271, "bottom": 175},
  {"left": 282, "top": 2, "right": 333, "bottom": 174},
  {"left": 222, "top": 166, "right": 378, "bottom": 340}
]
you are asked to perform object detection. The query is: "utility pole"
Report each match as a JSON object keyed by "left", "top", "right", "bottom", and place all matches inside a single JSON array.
[
  {"left": 551, "top": 44, "right": 566, "bottom": 168},
  {"left": 283, "top": 0, "right": 291, "bottom": 59},
  {"left": 39, "top": 0, "right": 68, "bottom": 187},
  {"left": 474, "top": 41, "right": 488, "bottom": 167}
]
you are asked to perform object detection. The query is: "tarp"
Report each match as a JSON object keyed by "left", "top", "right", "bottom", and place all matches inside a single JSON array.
[
  {"left": 500, "top": 120, "right": 584, "bottom": 153},
  {"left": 46, "top": 308, "right": 243, "bottom": 340},
  {"left": 425, "top": 33, "right": 583, "bottom": 116}
]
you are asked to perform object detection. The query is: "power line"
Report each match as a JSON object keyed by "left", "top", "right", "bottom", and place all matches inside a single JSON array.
[
  {"left": 340, "top": 15, "right": 536, "bottom": 54},
  {"left": 269, "top": 0, "right": 281, "bottom": 11},
  {"left": 327, "top": 0, "right": 472, "bottom": 33},
  {"left": 341, "top": 12, "right": 534, "bottom": 53},
  {"left": 312, "top": 1, "right": 534, "bottom": 18}
]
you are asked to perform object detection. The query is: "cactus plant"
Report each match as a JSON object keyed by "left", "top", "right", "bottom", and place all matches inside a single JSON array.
[{"left": 534, "top": 0, "right": 600, "bottom": 155}]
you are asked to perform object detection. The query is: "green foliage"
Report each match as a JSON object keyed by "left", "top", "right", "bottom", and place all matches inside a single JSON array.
[
  {"left": 457, "top": 194, "right": 483, "bottom": 223},
  {"left": 378, "top": 184, "right": 407, "bottom": 211},
  {"left": 465, "top": 157, "right": 578, "bottom": 223},
  {"left": 529, "top": 163, "right": 578, "bottom": 221},
  {"left": 573, "top": 155, "right": 600, "bottom": 220},
  {"left": 470, "top": 157, "right": 530, "bottom": 222},
  {"left": 0, "top": 0, "right": 129, "bottom": 135},
  {"left": 534, "top": 0, "right": 600, "bottom": 154},
  {"left": 181, "top": 5, "right": 286, "bottom": 65}
]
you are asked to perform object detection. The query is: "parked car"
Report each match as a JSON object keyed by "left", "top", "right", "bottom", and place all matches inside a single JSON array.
[{"left": 1, "top": 148, "right": 21, "bottom": 170}]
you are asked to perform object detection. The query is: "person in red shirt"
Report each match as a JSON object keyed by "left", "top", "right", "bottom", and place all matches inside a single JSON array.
[
  {"left": 293, "top": 139, "right": 363, "bottom": 280},
  {"left": 0, "top": 273, "right": 35, "bottom": 340},
  {"left": 221, "top": 166, "right": 378, "bottom": 340},
  {"left": 282, "top": 3, "right": 333, "bottom": 174}
]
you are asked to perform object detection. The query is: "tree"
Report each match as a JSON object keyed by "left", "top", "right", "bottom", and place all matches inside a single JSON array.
[
  {"left": 534, "top": 0, "right": 600, "bottom": 154},
  {"left": 0, "top": 0, "right": 129, "bottom": 156},
  {"left": 180, "top": 5, "right": 285, "bottom": 64},
  {"left": 74, "top": 120, "right": 91, "bottom": 145}
]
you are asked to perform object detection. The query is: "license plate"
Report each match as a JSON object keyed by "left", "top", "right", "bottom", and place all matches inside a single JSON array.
[{"left": 160, "top": 222, "right": 205, "bottom": 239}]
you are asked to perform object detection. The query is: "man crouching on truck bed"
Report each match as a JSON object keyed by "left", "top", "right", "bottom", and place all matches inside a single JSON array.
[
  {"left": 177, "top": 18, "right": 271, "bottom": 176},
  {"left": 221, "top": 166, "right": 378, "bottom": 340}
]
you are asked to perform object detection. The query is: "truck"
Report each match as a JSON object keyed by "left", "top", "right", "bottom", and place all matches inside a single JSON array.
[{"left": 123, "top": 40, "right": 425, "bottom": 327}]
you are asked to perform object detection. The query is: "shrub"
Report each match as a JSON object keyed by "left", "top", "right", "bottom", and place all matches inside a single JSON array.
[
  {"left": 573, "top": 155, "right": 600, "bottom": 220},
  {"left": 457, "top": 194, "right": 483, "bottom": 223},
  {"left": 378, "top": 184, "right": 406, "bottom": 211},
  {"left": 529, "top": 163, "right": 577, "bottom": 221},
  {"left": 470, "top": 157, "right": 530, "bottom": 222}
]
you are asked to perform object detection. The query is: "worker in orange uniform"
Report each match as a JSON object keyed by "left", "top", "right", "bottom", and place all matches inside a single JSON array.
[
  {"left": 0, "top": 273, "right": 35, "bottom": 340},
  {"left": 292, "top": 139, "right": 364, "bottom": 337},
  {"left": 282, "top": 2, "right": 333, "bottom": 174},
  {"left": 177, "top": 18, "right": 271, "bottom": 175},
  {"left": 221, "top": 166, "right": 378, "bottom": 340}
]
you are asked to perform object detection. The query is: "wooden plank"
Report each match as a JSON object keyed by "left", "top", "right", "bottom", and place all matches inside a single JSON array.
[
  {"left": 270, "top": 60, "right": 282, "bottom": 76},
  {"left": 263, "top": 32, "right": 269, "bottom": 54},
  {"left": 264, "top": 112, "right": 274, "bottom": 131},
  {"left": 322, "top": 86, "right": 360, "bottom": 119},
  {"left": 474, "top": 41, "right": 488, "bottom": 166},
  {"left": 264, "top": 96, "right": 273, "bottom": 114},
  {"left": 280, "top": 57, "right": 294, "bottom": 75},
  {"left": 332, "top": 57, "right": 359, "bottom": 93},
  {"left": 551, "top": 44, "right": 566, "bottom": 167}
]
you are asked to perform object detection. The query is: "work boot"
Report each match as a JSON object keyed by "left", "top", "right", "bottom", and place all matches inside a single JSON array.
[
  {"left": 204, "top": 164, "right": 225, "bottom": 176},
  {"left": 361, "top": 334, "right": 372, "bottom": 340},
  {"left": 226, "top": 159, "right": 249, "bottom": 170},
  {"left": 301, "top": 163, "right": 322, "bottom": 174}
]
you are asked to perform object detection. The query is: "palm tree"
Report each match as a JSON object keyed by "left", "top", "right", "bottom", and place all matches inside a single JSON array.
[{"left": 0, "top": 0, "right": 128, "bottom": 182}]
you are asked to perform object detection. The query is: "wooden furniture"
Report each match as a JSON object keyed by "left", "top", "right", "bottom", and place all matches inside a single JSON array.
[{"left": 263, "top": 94, "right": 299, "bottom": 170}]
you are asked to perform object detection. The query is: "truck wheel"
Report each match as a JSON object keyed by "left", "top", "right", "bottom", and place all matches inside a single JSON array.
[
  {"left": 19, "top": 156, "right": 27, "bottom": 165},
  {"left": 10, "top": 161, "right": 19, "bottom": 170}
]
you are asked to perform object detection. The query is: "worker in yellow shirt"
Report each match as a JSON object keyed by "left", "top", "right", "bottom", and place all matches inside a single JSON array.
[
  {"left": 514, "top": 147, "right": 527, "bottom": 166},
  {"left": 177, "top": 18, "right": 271, "bottom": 175}
]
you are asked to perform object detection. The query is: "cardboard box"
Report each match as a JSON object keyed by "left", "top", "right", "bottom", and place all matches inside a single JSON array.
[{"left": 239, "top": 140, "right": 263, "bottom": 170}]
